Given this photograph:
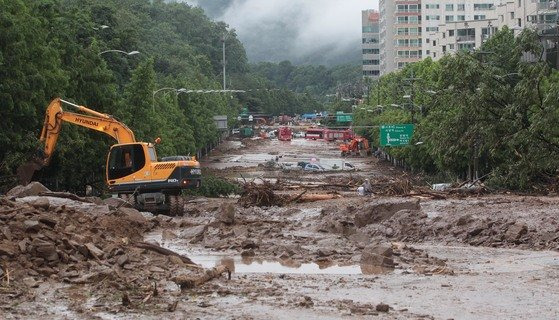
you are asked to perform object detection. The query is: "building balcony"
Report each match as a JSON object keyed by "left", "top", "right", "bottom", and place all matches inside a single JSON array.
[
  {"left": 456, "top": 35, "right": 476, "bottom": 42},
  {"left": 537, "top": 2, "right": 557, "bottom": 11}
]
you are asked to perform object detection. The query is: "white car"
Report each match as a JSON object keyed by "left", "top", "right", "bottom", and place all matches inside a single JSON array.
[
  {"left": 294, "top": 132, "right": 305, "bottom": 138},
  {"left": 304, "top": 163, "right": 325, "bottom": 171}
]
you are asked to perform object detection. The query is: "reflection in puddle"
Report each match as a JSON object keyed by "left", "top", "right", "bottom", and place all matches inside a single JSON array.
[
  {"left": 145, "top": 232, "right": 393, "bottom": 275},
  {"left": 192, "top": 254, "right": 393, "bottom": 275}
]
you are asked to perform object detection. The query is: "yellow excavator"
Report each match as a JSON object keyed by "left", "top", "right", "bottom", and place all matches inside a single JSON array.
[{"left": 21, "top": 98, "right": 201, "bottom": 216}]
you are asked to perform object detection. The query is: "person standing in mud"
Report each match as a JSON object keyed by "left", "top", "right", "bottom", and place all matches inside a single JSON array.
[{"left": 358, "top": 179, "right": 373, "bottom": 196}]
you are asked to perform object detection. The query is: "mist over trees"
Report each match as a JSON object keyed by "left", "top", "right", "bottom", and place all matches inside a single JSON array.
[{"left": 177, "top": 0, "right": 363, "bottom": 66}]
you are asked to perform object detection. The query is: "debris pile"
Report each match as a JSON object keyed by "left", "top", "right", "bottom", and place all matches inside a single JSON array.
[
  {"left": 317, "top": 197, "right": 559, "bottom": 251},
  {"left": 0, "top": 184, "right": 230, "bottom": 311},
  {"left": 238, "top": 181, "right": 286, "bottom": 207}
]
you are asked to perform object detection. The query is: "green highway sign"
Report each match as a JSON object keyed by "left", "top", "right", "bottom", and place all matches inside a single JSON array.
[
  {"left": 336, "top": 111, "right": 353, "bottom": 123},
  {"left": 380, "top": 124, "right": 415, "bottom": 147}
]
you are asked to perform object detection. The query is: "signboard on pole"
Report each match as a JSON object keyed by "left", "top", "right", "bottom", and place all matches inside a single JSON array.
[{"left": 380, "top": 124, "right": 415, "bottom": 147}]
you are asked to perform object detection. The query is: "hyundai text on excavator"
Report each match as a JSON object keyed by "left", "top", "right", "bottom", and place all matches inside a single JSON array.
[{"left": 22, "top": 98, "right": 201, "bottom": 216}]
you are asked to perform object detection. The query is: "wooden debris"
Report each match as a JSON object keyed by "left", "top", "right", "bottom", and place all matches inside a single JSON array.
[
  {"left": 172, "top": 265, "right": 230, "bottom": 290},
  {"left": 38, "top": 192, "right": 94, "bottom": 203},
  {"left": 134, "top": 242, "right": 198, "bottom": 266}
]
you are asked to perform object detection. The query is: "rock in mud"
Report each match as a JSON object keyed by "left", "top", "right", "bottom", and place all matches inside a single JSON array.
[
  {"left": 298, "top": 296, "right": 314, "bottom": 308},
  {"left": 241, "top": 239, "right": 258, "bottom": 249},
  {"left": 0, "top": 242, "right": 16, "bottom": 257},
  {"left": 85, "top": 243, "right": 104, "bottom": 259},
  {"left": 7, "top": 182, "right": 50, "bottom": 198},
  {"left": 376, "top": 303, "right": 390, "bottom": 312},
  {"left": 216, "top": 203, "right": 236, "bottom": 225},
  {"left": 162, "top": 229, "right": 178, "bottom": 240},
  {"left": 118, "top": 207, "right": 148, "bottom": 224},
  {"left": 241, "top": 249, "right": 255, "bottom": 257},
  {"left": 361, "top": 243, "right": 394, "bottom": 267},
  {"left": 31, "top": 198, "right": 50, "bottom": 210},
  {"left": 505, "top": 223, "right": 528, "bottom": 242},
  {"left": 456, "top": 214, "right": 473, "bottom": 226},
  {"left": 355, "top": 199, "right": 420, "bottom": 227},
  {"left": 24, "top": 220, "right": 42, "bottom": 233}
]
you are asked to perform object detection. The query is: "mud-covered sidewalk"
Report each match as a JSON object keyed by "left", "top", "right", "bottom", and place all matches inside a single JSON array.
[{"left": 1, "top": 136, "right": 559, "bottom": 319}]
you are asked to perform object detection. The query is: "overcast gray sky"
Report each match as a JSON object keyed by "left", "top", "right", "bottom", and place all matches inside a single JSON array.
[{"left": 185, "top": 0, "right": 379, "bottom": 65}]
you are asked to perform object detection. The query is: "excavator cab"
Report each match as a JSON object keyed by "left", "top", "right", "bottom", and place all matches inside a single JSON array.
[{"left": 107, "top": 144, "right": 147, "bottom": 181}]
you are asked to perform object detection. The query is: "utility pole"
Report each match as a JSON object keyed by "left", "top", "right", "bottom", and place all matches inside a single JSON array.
[
  {"left": 222, "top": 34, "right": 227, "bottom": 90},
  {"left": 377, "top": 77, "right": 381, "bottom": 107},
  {"left": 403, "top": 70, "right": 420, "bottom": 123}
]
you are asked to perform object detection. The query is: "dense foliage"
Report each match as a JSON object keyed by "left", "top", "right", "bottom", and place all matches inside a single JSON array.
[
  {"left": 354, "top": 27, "right": 559, "bottom": 189},
  {"left": 0, "top": 0, "right": 321, "bottom": 192}
]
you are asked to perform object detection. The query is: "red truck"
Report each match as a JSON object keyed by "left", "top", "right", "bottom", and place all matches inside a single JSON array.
[
  {"left": 323, "top": 129, "right": 354, "bottom": 142},
  {"left": 278, "top": 127, "right": 293, "bottom": 141}
]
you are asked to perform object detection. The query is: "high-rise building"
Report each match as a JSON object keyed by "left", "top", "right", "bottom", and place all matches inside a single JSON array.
[
  {"left": 376, "top": 0, "right": 559, "bottom": 73},
  {"left": 362, "top": 9, "right": 381, "bottom": 78},
  {"left": 380, "top": 0, "right": 423, "bottom": 75}
]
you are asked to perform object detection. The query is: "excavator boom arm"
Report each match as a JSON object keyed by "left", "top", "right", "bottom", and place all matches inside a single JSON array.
[{"left": 40, "top": 98, "right": 136, "bottom": 165}]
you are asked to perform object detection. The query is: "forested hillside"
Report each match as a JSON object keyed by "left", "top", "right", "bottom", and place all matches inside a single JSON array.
[{"left": 0, "top": 0, "right": 321, "bottom": 192}]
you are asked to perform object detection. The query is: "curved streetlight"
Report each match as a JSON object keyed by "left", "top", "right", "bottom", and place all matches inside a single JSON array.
[
  {"left": 99, "top": 50, "right": 140, "bottom": 56},
  {"left": 93, "top": 25, "right": 110, "bottom": 31},
  {"left": 152, "top": 87, "right": 187, "bottom": 111}
]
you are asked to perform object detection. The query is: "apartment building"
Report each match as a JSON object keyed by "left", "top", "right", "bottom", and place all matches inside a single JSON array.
[
  {"left": 376, "top": 0, "right": 558, "bottom": 74},
  {"left": 379, "top": 0, "right": 423, "bottom": 75},
  {"left": 362, "top": 9, "right": 381, "bottom": 78}
]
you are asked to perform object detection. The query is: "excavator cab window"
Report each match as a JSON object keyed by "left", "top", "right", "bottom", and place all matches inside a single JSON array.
[{"left": 108, "top": 144, "right": 146, "bottom": 180}]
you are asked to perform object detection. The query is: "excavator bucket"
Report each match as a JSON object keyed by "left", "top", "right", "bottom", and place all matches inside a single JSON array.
[{"left": 16, "top": 158, "right": 44, "bottom": 185}]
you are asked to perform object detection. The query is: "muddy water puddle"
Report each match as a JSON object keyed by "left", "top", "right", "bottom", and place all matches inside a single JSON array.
[
  {"left": 145, "top": 232, "right": 392, "bottom": 275},
  {"left": 191, "top": 255, "right": 392, "bottom": 275}
]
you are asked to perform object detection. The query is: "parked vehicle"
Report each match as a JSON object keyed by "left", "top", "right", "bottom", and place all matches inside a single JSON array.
[
  {"left": 323, "top": 129, "right": 354, "bottom": 142},
  {"left": 278, "top": 127, "right": 292, "bottom": 141},
  {"left": 339, "top": 136, "right": 371, "bottom": 157},
  {"left": 305, "top": 128, "right": 324, "bottom": 140},
  {"left": 294, "top": 131, "right": 305, "bottom": 138},
  {"left": 304, "top": 163, "right": 325, "bottom": 171}
]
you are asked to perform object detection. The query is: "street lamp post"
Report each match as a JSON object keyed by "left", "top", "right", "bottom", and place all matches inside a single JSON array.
[
  {"left": 221, "top": 34, "right": 228, "bottom": 91},
  {"left": 152, "top": 87, "right": 187, "bottom": 112},
  {"left": 99, "top": 50, "right": 140, "bottom": 56}
]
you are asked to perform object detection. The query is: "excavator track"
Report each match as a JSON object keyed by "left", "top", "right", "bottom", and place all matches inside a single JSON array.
[{"left": 167, "top": 195, "right": 185, "bottom": 216}]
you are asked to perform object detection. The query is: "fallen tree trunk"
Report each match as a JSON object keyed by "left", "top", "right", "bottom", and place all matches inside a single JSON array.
[
  {"left": 172, "top": 265, "right": 230, "bottom": 290},
  {"left": 134, "top": 242, "right": 197, "bottom": 266},
  {"left": 295, "top": 193, "right": 341, "bottom": 203},
  {"left": 38, "top": 192, "right": 95, "bottom": 203}
]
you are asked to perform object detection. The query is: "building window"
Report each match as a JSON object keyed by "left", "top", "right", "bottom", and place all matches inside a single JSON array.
[
  {"left": 446, "top": 15, "right": 454, "bottom": 22},
  {"left": 363, "top": 70, "right": 380, "bottom": 76},
  {"left": 362, "top": 49, "right": 380, "bottom": 54},
  {"left": 449, "top": 44, "right": 455, "bottom": 49},
  {"left": 449, "top": 29, "right": 455, "bottom": 36},
  {"left": 362, "top": 26, "right": 379, "bottom": 33},
  {"left": 457, "top": 15, "right": 466, "bottom": 21},
  {"left": 457, "top": 4, "right": 465, "bottom": 11},
  {"left": 425, "top": 4, "right": 440, "bottom": 9},
  {"left": 474, "top": 4, "right": 494, "bottom": 11},
  {"left": 458, "top": 43, "right": 475, "bottom": 51},
  {"left": 474, "top": 15, "right": 486, "bottom": 20},
  {"left": 445, "top": 4, "right": 454, "bottom": 11},
  {"left": 363, "top": 60, "right": 380, "bottom": 65}
]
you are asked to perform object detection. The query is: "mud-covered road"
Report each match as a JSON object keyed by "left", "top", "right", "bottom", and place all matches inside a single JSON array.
[{"left": 2, "top": 136, "right": 559, "bottom": 319}]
